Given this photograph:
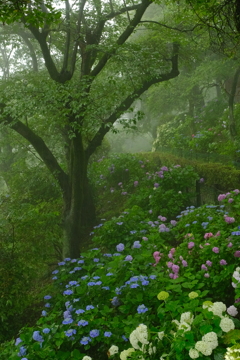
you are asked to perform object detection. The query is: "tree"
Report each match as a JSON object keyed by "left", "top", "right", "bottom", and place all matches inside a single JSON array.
[{"left": 0, "top": 0, "right": 180, "bottom": 258}]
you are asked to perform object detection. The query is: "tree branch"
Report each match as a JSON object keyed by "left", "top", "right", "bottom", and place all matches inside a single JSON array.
[
  {"left": 18, "top": 29, "right": 38, "bottom": 71},
  {"left": 139, "top": 20, "right": 201, "bottom": 33},
  {"left": 0, "top": 108, "right": 69, "bottom": 194},
  {"left": 86, "top": 43, "right": 179, "bottom": 158},
  {"left": 90, "top": 0, "right": 151, "bottom": 78},
  {"left": 62, "top": 0, "right": 71, "bottom": 72}
]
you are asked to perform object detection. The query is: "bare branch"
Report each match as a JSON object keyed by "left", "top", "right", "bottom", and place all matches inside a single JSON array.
[{"left": 139, "top": 20, "right": 201, "bottom": 33}]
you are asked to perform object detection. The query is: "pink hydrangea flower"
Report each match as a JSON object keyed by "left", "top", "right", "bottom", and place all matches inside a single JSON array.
[
  {"left": 228, "top": 198, "right": 234, "bottom": 203},
  {"left": 212, "top": 247, "right": 219, "bottom": 253},
  {"left": 204, "top": 232, "right": 213, "bottom": 239},
  {"left": 233, "top": 189, "right": 240, "bottom": 194},
  {"left": 224, "top": 216, "right": 235, "bottom": 224},
  {"left": 218, "top": 194, "right": 226, "bottom": 201},
  {"left": 169, "top": 273, "right": 174, "bottom": 279},
  {"left": 167, "top": 262, "right": 173, "bottom": 268},
  {"left": 204, "top": 273, "right": 210, "bottom": 278},
  {"left": 188, "top": 242, "right": 195, "bottom": 249},
  {"left": 234, "top": 251, "right": 240, "bottom": 257},
  {"left": 201, "top": 264, "right": 208, "bottom": 271},
  {"left": 182, "top": 260, "right": 188, "bottom": 267},
  {"left": 142, "top": 237, "right": 148, "bottom": 241},
  {"left": 206, "top": 260, "right": 212, "bottom": 267},
  {"left": 172, "top": 264, "right": 179, "bottom": 274},
  {"left": 227, "top": 242, "right": 233, "bottom": 247},
  {"left": 170, "top": 220, "right": 177, "bottom": 226},
  {"left": 134, "top": 181, "right": 138, "bottom": 187},
  {"left": 170, "top": 248, "right": 176, "bottom": 254}
]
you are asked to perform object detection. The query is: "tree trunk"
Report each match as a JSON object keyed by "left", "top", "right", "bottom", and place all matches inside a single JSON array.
[{"left": 62, "top": 131, "right": 89, "bottom": 258}]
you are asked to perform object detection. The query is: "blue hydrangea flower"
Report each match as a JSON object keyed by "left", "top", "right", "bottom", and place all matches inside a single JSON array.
[
  {"left": 62, "top": 317, "right": 74, "bottom": 325},
  {"left": 58, "top": 261, "right": 66, "bottom": 266},
  {"left": 68, "top": 281, "right": 78, "bottom": 286},
  {"left": 137, "top": 304, "right": 148, "bottom": 314},
  {"left": 52, "top": 270, "right": 59, "bottom": 274},
  {"left": 64, "top": 258, "right": 71, "bottom": 261},
  {"left": 73, "top": 298, "right": 80, "bottom": 302},
  {"left": 130, "top": 230, "right": 137, "bottom": 234},
  {"left": 78, "top": 260, "right": 84, "bottom": 264},
  {"left": 113, "top": 253, "right": 121, "bottom": 256},
  {"left": 42, "top": 328, "right": 50, "bottom": 334},
  {"left": 52, "top": 276, "right": 58, "bottom": 280},
  {"left": 116, "top": 243, "right": 125, "bottom": 252},
  {"left": 80, "top": 336, "right": 91, "bottom": 345},
  {"left": 78, "top": 319, "right": 89, "bottom": 326},
  {"left": 125, "top": 255, "right": 133, "bottom": 261},
  {"left": 106, "top": 272, "right": 113, "bottom": 276},
  {"left": 103, "top": 253, "right": 112, "bottom": 257},
  {"left": 95, "top": 281, "right": 102, "bottom": 285},
  {"left": 90, "top": 329, "right": 100, "bottom": 338},
  {"left": 73, "top": 267, "right": 82, "bottom": 271},
  {"left": 18, "top": 346, "right": 27, "bottom": 356},
  {"left": 93, "top": 276, "right": 100, "bottom": 280},
  {"left": 41, "top": 310, "right": 47, "bottom": 317},
  {"left": 102, "top": 286, "right": 110, "bottom": 290},
  {"left": 32, "top": 331, "right": 44, "bottom": 343},
  {"left": 65, "top": 329, "right": 76, "bottom": 337},
  {"left": 87, "top": 282, "right": 96, "bottom": 286},
  {"left": 104, "top": 331, "right": 112, "bottom": 337},
  {"left": 141, "top": 280, "right": 149, "bottom": 286},
  {"left": 130, "top": 283, "right": 139, "bottom": 288},
  {"left": 111, "top": 297, "right": 120, "bottom": 306},
  {"left": 122, "top": 335, "right": 128, "bottom": 341},
  {"left": 93, "top": 258, "right": 99, "bottom": 262},
  {"left": 15, "top": 338, "right": 22, "bottom": 346},
  {"left": 63, "top": 310, "right": 71, "bottom": 319},
  {"left": 75, "top": 309, "right": 85, "bottom": 314},
  {"left": 86, "top": 305, "right": 95, "bottom": 310},
  {"left": 63, "top": 290, "right": 73, "bottom": 295},
  {"left": 132, "top": 241, "right": 141, "bottom": 249},
  {"left": 45, "top": 303, "right": 51, "bottom": 308}
]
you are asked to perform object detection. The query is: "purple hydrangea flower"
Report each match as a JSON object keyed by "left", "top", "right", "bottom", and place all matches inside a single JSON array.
[
  {"left": 201, "top": 264, "right": 208, "bottom": 271},
  {"left": 188, "top": 242, "right": 195, "bottom": 249},
  {"left": 206, "top": 260, "right": 212, "bottom": 267},
  {"left": 212, "top": 247, "right": 219, "bottom": 253},
  {"left": 116, "top": 243, "right": 125, "bottom": 252},
  {"left": 125, "top": 255, "right": 133, "bottom": 261},
  {"left": 132, "top": 241, "right": 141, "bottom": 249},
  {"left": 182, "top": 260, "right": 188, "bottom": 267},
  {"left": 234, "top": 251, "right": 240, "bottom": 257},
  {"left": 220, "top": 259, "right": 227, "bottom": 265}
]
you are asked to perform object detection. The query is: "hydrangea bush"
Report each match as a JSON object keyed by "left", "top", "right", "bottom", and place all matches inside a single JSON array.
[{"left": 0, "top": 155, "right": 240, "bottom": 360}]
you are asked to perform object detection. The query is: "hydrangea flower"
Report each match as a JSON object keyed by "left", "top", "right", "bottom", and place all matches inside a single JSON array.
[
  {"left": 116, "top": 243, "right": 125, "bottom": 252},
  {"left": 80, "top": 336, "right": 91, "bottom": 345},
  {"left": 157, "top": 291, "right": 169, "bottom": 300},
  {"left": 137, "top": 304, "right": 148, "bottom": 314},
  {"left": 90, "top": 329, "right": 100, "bottom": 338}
]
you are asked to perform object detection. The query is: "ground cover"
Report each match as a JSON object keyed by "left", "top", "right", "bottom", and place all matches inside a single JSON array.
[{"left": 1, "top": 154, "right": 240, "bottom": 360}]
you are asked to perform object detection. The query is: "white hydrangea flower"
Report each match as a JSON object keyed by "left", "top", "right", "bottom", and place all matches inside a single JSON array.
[
  {"left": 129, "top": 332, "right": 141, "bottom": 350},
  {"left": 82, "top": 357, "right": 92, "bottom": 360},
  {"left": 189, "top": 348, "right": 199, "bottom": 359},
  {"left": 195, "top": 341, "right": 213, "bottom": 356},
  {"left": 202, "top": 332, "right": 218, "bottom": 349},
  {"left": 232, "top": 282, "right": 237, "bottom": 288},
  {"left": 227, "top": 305, "right": 238, "bottom": 317},
  {"left": 233, "top": 271, "right": 240, "bottom": 281},
  {"left": 220, "top": 317, "right": 235, "bottom": 332},
  {"left": 148, "top": 343, "right": 156, "bottom": 355},
  {"left": 178, "top": 321, "right": 191, "bottom": 332},
  {"left": 180, "top": 312, "right": 194, "bottom": 325},
  {"left": 209, "top": 302, "right": 226, "bottom": 317},
  {"left": 135, "top": 324, "right": 149, "bottom": 345},
  {"left": 158, "top": 331, "right": 164, "bottom": 340},
  {"left": 108, "top": 345, "right": 119, "bottom": 355},
  {"left": 120, "top": 348, "right": 135, "bottom": 360}
]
